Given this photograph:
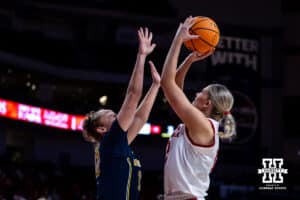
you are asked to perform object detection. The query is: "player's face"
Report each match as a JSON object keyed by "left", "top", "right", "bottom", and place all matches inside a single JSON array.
[
  {"left": 192, "top": 87, "right": 210, "bottom": 112},
  {"left": 97, "top": 109, "right": 117, "bottom": 135}
]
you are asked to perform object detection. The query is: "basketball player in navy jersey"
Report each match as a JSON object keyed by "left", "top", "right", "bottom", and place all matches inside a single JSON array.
[{"left": 82, "top": 27, "right": 160, "bottom": 200}]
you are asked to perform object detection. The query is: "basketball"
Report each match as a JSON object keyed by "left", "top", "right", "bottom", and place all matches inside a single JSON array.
[{"left": 184, "top": 16, "right": 220, "bottom": 54}]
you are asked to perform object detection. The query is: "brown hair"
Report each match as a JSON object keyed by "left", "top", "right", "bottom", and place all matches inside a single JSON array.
[{"left": 82, "top": 111, "right": 103, "bottom": 143}]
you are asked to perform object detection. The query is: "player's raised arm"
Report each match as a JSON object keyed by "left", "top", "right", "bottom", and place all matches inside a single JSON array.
[
  {"left": 127, "top": 61, "right": 160, "bottom": 144},
  {"left": 117, "top": 27, "right": 156, "bottom": 131},
  {"left": 161, "top": 16, "right": 213, "bottom": 139},
  {"left": 175, "top": 51, "right": 213, "bottom": 89}
]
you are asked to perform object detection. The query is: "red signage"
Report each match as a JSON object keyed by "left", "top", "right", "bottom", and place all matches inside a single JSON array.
[
  {"left": 0, "top": 98, "right": 170, "bottom": 135},
  {"left": 0, "top": 98, "right": 84, "bottom": 131}
]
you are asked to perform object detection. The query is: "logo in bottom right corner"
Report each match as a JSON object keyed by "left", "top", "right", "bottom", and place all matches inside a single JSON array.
[{"left": 257, "top": 158, "right": 288, "bottom": 190}]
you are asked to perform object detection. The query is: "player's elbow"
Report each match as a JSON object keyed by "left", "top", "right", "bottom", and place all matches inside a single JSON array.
[
  {"left": 161, "top": 76, "right": 170, "bottom": 88},
  {"left": 135, "top": 115, "right": 148, "bottom": 124},
  {"left": 127, "top": 86, "right": 142, "bottom": 99},
  {"left": 161, "top": 78, "right": 175, "bottom": 92}
]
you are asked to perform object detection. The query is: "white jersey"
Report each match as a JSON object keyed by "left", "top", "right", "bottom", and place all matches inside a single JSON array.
[{"left": 164, "top": 118, "right": 219, "bottom": 200}]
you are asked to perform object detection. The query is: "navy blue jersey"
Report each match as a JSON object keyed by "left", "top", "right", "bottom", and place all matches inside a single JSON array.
[{"left": 96, "top": 119, "right": 142, "bottom": 200}]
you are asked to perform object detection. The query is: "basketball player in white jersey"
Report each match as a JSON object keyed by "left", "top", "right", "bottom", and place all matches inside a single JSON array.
[{"left": 158, "top": 16, "right": 236, "bottom": 200}]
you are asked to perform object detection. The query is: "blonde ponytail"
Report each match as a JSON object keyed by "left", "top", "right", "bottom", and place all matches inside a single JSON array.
[
  {"left": 206, "top": 84, "right": 237, "bottom": 142},
  {"left": 219, "top": 112, "right": 236, "bottom": 142}
]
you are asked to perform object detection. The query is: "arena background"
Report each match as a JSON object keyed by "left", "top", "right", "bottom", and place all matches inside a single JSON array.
[{"left": 0, "top": 0, "right": 299, "bottom": 199}]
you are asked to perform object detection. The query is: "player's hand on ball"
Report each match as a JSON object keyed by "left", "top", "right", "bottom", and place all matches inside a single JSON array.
[
  {"left": 188, "top": 49, "right": 215, "bottom": 63},
  {"left": 176, "top": 16, "right": 199, "bottom": 42}
]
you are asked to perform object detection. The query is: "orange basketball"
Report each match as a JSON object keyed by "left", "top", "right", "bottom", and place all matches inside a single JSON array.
[{"left": 184, "top": 16, "right": 220, "bottom": 54}]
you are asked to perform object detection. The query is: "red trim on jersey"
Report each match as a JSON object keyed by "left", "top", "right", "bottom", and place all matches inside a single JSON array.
[{"left": 185, "top": 119, "right": 215, "bottom": 148}]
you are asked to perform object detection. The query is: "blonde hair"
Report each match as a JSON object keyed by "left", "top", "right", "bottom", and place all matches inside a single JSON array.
[
  {"left": 82, "top": 110, "right": 104, "bottom": 143},
  {"left": 206, "top": 84, "right": 236, "bottom": 142}
]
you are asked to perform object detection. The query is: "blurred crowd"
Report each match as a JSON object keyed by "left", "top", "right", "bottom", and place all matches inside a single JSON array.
[{"left": 0, "top": 158, "right": 95, "bottom": 200}]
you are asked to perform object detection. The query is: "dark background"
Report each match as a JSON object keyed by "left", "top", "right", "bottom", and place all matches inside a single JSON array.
[{"left": 0, "top": 0, "right": 299, "bottom": 199}]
